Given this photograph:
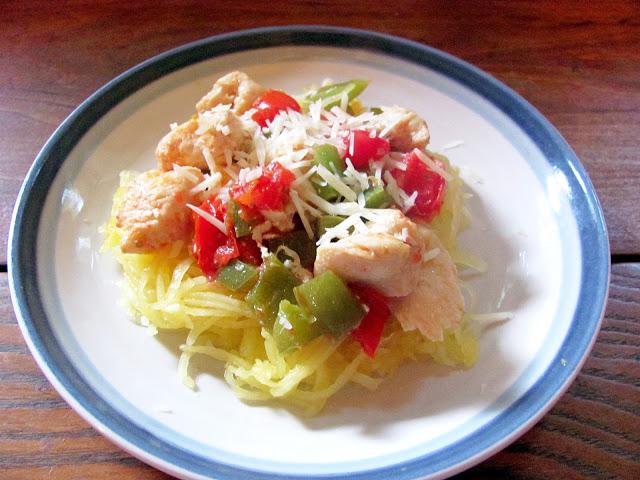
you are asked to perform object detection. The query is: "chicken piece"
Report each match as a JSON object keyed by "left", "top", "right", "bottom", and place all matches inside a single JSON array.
[
  {"left": 196, "top": 71, "right": 266, "bottom": 115},
  {"left": 380, "top": 106, "right": 430, "bottom": 152},
  {"left": 314, "top": 209, "right": 463, "bottom": 341},
  {"left": 390, "top": 228, "right": 464, "bottom": 341},
  {"left": 156, "top": 108, "right": 247, "bottom": 172},
  {"left": 314, "top": 210, "right": 424, "bottom": 297},
  {"left": 116, "top": 167, "right": 204, "bottom": 253}
]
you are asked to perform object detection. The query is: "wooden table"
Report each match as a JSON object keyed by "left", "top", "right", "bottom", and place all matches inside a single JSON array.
[{"left": 1, "top": 1, "right": 638, "bottom": 479}]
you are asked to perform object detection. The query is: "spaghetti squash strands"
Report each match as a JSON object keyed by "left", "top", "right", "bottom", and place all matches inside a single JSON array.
[{"left": 103, "top": 76, "right": 486, "bottom": 415}]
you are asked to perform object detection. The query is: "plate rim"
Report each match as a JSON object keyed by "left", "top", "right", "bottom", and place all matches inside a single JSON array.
[{"left": 8, "top": 25, "right": 610, "bottom": 480}]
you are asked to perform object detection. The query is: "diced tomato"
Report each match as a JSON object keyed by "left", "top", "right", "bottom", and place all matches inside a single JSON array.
[
  {"left": 350, "top": 284, "right": 391, "bottom": 358},
  {"left": 230, "top": 162, "right": 296, "bottom": 212},
  {"left": 251, "top": 90, "right": 301, "bottom": 127},
  {"left": 236, "top": 237, "right": 262, "bottom": 265},
  {"left": 342, "top": 130, "right": 390, "bottom": 169},
  {"left": 192, "top": 196, "right": 234, "bottom": 279},
  {"left": 391, "top": 151, "right": 446, "bottom": 221},
  {"left": 192, "top": 195, "right": 262, "bottom": 280}
]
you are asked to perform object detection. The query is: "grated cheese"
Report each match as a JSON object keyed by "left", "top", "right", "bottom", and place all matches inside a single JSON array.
[
  {"left": 315, "top": 164, "right": 357, "bottom": 201},
  {"left": 468, "top": 312, "right": 513, "bottom": 322},
  {"left": 340, "top": 91, "right": 349, "bottom": 111},
  {"left": 238, "top": 166, "right": 262, "bottom": 184},
  {"left": 414, "top": 148, "right": 452, "bottom": 181},
  {"left": 422, "top": 247, "right": 441, "bottom": 263},
  {"left": 186, "top": 203, "right": 227, "bottom": 234},
  {"left": 292, "top": 165, "right": 317, "bottom": 186},
  {"left": 191, "top": 172, "right": 222, "bottom": 195},
  {"left": 202, "top": 147, "right": 217, "bottom": 172},
  {"left": 172, "top": 164, "right": 200, "bottom": 183},
  {"left": 223, "top": 167, "right": 239, "bottom": 180},
  {"left": 343, "top": 158, "right": 369, "bottom": 191},
  {"left": 441, "top": 140, "right": 464, "bottom": 151},
  {"left": 290, "top": 190, "right": 314, "bottom": 239}
]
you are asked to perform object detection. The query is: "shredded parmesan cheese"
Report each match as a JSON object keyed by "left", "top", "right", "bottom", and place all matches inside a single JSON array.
[
  {"left": 414, "top": 149, "right": 452, "bottom": 181},
  {"left": 191, "top": 172, "right": 222, "bottom": 195},
  {"left": 290, "top": 190, "right": 315, "bottom": 239},
  {"left": 186, "top": 203, "right": 227, "bottom": 234},
  {"left": 315, "top": 165, "right": 357, "bottom": 201},
  {"left": 422, "top": 248, "right": 441, "bottom": 263},
  {"left": 172, "top": 164, "right": 200, "bottom": 183}
]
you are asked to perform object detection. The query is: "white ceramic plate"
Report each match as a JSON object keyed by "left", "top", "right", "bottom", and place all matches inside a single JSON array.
[{"left": 9, "top": 27, "right": 609, "bottom": 479}]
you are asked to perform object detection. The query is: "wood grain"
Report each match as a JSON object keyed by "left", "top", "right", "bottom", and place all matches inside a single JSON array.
[
  {"left": 0, "top": 0, "right": 639, "bottom": 263},
  {"left": 1, "top": 266, "right": 638, "bottom": 479}
]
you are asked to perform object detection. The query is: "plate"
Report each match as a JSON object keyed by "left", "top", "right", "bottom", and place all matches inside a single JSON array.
[{"left": 9, "top": 27, "right": 609, "bottom": 479}]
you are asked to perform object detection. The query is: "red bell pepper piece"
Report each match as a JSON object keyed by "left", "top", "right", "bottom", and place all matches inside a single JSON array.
[
  {"left": 391, "top": 151, "right": 446, "bottom": 221},
  {"left": 192, "top": 195, "right": 261, "bottom": 280},
  {"left": 252, "top": 90, "right": 301, "bottom": 127},
  {"left": 236, "top": 237, "right": 262, "bottom": 266},
  {"left": 350, "top": 284, "right": 391, "bottom": 358},
  {"left": 342, "top": 130, "right": 390, "bottom": 169}
]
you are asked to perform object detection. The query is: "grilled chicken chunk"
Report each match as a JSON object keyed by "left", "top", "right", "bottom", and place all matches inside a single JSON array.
[
  {"left": 156, "top": 107, "right": 247, "bottom": 172},
  {"left": 379, "top": 106, "right": 430, "bottom": 152},
  {"left": 390, "top": 228, "right": 464, "bottom": 341},
  {"left": 314, "top": 210, "right": 424, "bottom": 297},
  {"left": 196, "top": 70, "right": 266, "bottom": 115},
  {"left": 314, "top": 210, "right": 463, "bottom": 340},
  {"left": 116, "top": 167, "right": 204, "bottom": 253},
  {"left": 156, "top": 71, "right": 265, "bottom": 172}
]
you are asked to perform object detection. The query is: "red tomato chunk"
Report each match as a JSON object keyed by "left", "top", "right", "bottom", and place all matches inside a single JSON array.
[
  {"left": 392, "top": 151, "right": 446, "bottom": 221},
  {"left": 230, "top": 162, "right": 296, "bottom": 212},
  {"left": 342, "top": 130, "right": 390, "bottom": 169},
  {"left": 251, "top": 90, "right": 301, "bottom": 127}
]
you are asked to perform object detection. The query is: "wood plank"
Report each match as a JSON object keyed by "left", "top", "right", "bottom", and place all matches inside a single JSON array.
[
  {"left": 0, "top": 0, "right": 638, "bottom": 264},
  {"left": 0, "top": 265, "right": 638, "bottom": 478}
]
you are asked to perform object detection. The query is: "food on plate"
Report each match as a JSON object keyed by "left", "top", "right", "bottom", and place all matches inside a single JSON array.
[{"left": 103, "top": 72, "right": 481, "bottom": 415}]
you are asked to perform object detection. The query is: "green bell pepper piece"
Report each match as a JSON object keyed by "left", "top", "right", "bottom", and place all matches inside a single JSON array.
[
  {"left": 217, "top": 260, "right": 258, "bottom": 291},
  {"left": 246, "top": 256, "right": 300, "bottom": 327},
  {"left": 273, "top": 300, "right": 324, "bottom": 353},
  {"left": 265, "top": 230, "right": 317, "bottom": 269},
  {"left": 294, "top": 271, "right": 365, "bottom": 337},
  {"left": 310, "top": 144, "right": 346, "bottom": 200},
  {"left": 316, "top": 215, "right": 344, "bottom": 237},
  {"left": 369, "top": 107, "right": 383, "bottom": 115},
  {"left": 304, "top": 80, "right": 369, "bottom": 110},
  {"left": 313, "top": 144, "right": 345, "bottom": 175},
  {"left": 312, "top": 177, "right": 339, "bottom": 201},
  {"left": 364, "top": 186, "right": 392, "bottom": 208},
  {"left": 228, "top": 200, "right": 252, "bottom": 238}
]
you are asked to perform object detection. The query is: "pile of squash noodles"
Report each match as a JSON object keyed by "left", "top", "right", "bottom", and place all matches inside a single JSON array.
[{"left": 103, "top": 161, "right": 479, "bottom": 416}]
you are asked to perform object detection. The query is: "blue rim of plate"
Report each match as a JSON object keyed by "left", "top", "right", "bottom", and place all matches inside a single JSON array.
[{"left": 8, "top": 26, "right": 609, "bottom": 480}]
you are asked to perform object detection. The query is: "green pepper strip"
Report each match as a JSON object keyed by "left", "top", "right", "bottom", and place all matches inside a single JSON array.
[
  {"left": 228, "top": 200, "right": 252, "bottom": 238},
  {"left": 217, "top": 260, "right": 258, "bottom": 292},
  {"left": 294, "top": 271, "right": 365, "bottom": 337},
  {"left": 313, "top": 144, "right": 345, "bottom": 175},
  {"left": 311, "top": 144, "right": 346, "bottom": 201},
  {"left": 265, "top": 230, "right": 317, "bottom": 269},
  {"left": 245, "top": 256, "right": 300, "bottom": 327},
  {"left": 273, "top": 300, "right": 323, "bottom": 353},
  {"left": 363, "top": 186, "right": 392, "bottom": 208},
  {"left": 316, "top": 215, "right": 344, "bottom": 237},
  {"left": 312, "top": 179, "right": 339, "bottom": 201},
  {"left": 304, "top": 80, "right": 369, "bottom": 110}
]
